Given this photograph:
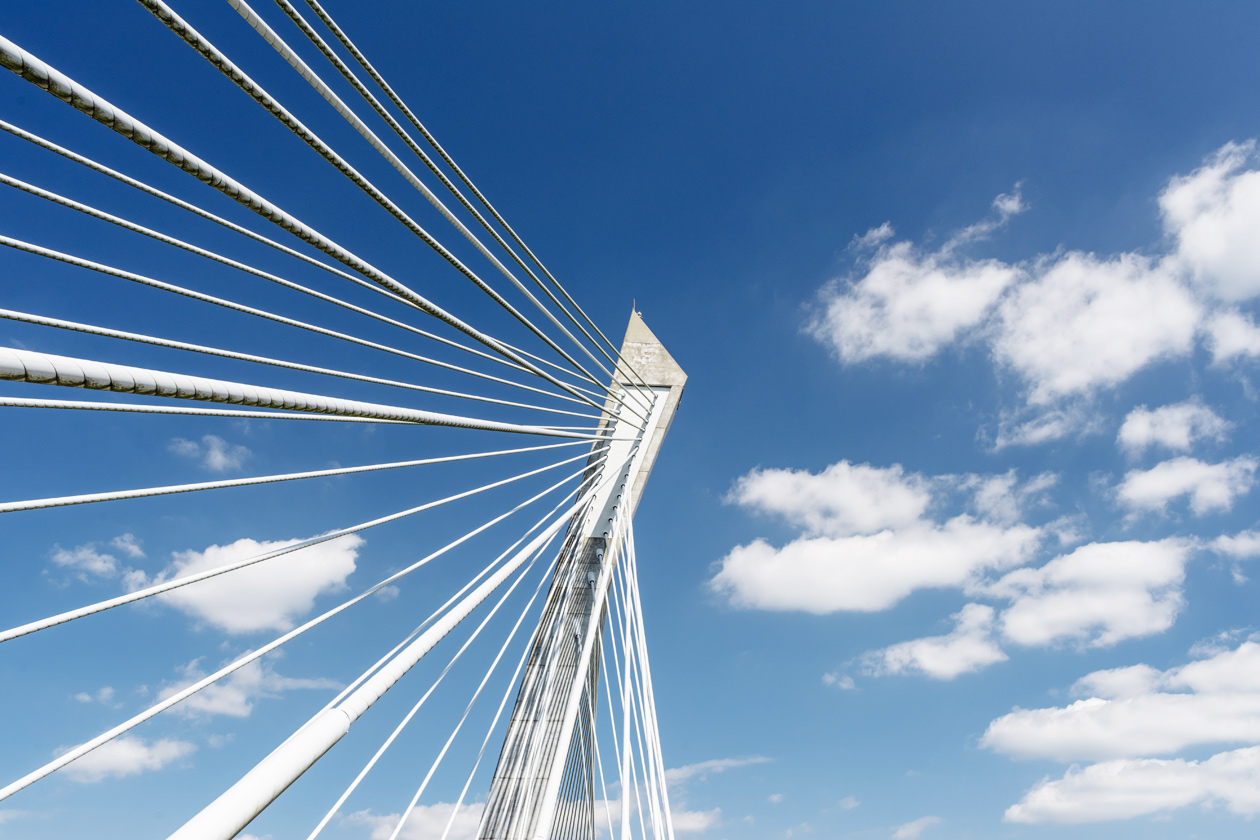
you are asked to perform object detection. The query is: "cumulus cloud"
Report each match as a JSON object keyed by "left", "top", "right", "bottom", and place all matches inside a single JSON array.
[
  {"left": 672, "top": 808, "right": 722, "bottom": 833},
  {"left": 139, "top": 534, "right": 362, "bottom": 634},
  {"left": 809, "top": 192, "right": 1024, "bottom": 364},
  {"left": 1161, "top": 140, "right": 1260, "bottom": 301},
  {"left": 988, "top": 539, "right": 1193, "bottom": 648},
  {"left": 169, "top": 434, "right": 251, "bottom": 473},
  {"left": 862, "top": 603, "right": 1007, "bottom": 680},
  {"left": 839, "top": 796, "right": 860, "bottom": 810},
  {"left": 1005, "top": 747, "right": 1260, "bottom": 824},
  {"left": 346, "top": 802, "right": 484, "bottom": 840},
  {"left": 891, "top": 815, "right": 941, "bottom": 839},
  {"left": 60, "top": 736, "right": 195, "bottom": 783},
  {"left": 710, "top": 462, "right": 1042, "bottom": 614},
  {"left": 73, "top": 686, "right": 118, "bottom": 707},
  {"left": 158, "top": 657, "right": 339, "bottom": 718},
  {"left": 810, "top": 143, "right": 1260, "bottom": 442},
  {"left": 1116, "top": 455, "right": 1256, "bottom": 515},
  {"left": 1117, "top": 401, "right": 1231, "bottom": 455},
  {"left": 982, "top": 640, "right": 1260, "bottom": 762}
]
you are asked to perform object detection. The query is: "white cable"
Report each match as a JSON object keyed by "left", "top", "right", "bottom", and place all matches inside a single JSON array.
[
  {"left": 0, "top": 448, "right": 606, "bottom": 645},
  {"left": 0, "top": 308, "right": 599, "bottom": 421},
  {"left": 0, "top": 235, "right": 591, "bottom": 408},
  {"left": 0, "top": 440, "right": 585, "bottom": 513},
  {"left": 0, "top": 453, "right": 618, "bottom": 804}
]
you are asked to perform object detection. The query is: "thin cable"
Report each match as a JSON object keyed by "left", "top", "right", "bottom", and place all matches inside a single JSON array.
[
  {"left": 0, "top": 440, "right": 586, "bottom": 513},
  {"left": 0, "top": 35, "right": 617, "bottom": 418},
  {"left": 0, "top": 345, "right": 593, "bottom": 437},
  {"left": 307, "top": 528, "right": 559, "bottom": 840},
  {"left": 0, "top": 234, "right": 591, "bottom": 408},
  {"left": 0, "top": 118, "right": 557, "bottom": 381},
  {"left": 142, "top": 1, "right": 646, "bottom": 423},
  {"left": 0, "top": 448, "right": 606, "bottom": 645},
  {"left": 228, "top": 0, "right": 627, "bottom": 397},
  {"left": 0, "top": 452, "right": 625, "bottom": 804},
  {"left": 0, "top": 171, "right": 591, "bottom": 395},
  {"left": 0, "top": 308, "right": 599, "bottom": 421},
  {"left": 296, "top": 0, "right": 656, "bottom": 394}
]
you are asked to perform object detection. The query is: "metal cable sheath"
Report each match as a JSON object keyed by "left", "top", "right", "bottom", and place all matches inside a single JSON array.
[
  {"left": 0, "top": 34, "right": 611, "bottom": 418},
  {"left": 0, "top": 308, "right": 598, "bottom": 421}
]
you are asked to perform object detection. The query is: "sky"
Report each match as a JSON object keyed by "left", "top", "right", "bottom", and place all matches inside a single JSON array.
[{"left": 3, "top": 1, "right": 1260, "bottom": 838}]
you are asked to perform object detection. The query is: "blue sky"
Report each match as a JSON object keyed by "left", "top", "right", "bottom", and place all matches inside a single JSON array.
[{"left": 4, "top": 2, "right": 1260, "bottom": 839}]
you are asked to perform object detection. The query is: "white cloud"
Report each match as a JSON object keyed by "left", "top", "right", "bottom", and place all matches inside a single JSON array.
[
  {"left": 863, "top": 603, "right": 1007, "bottom": 680},
  {"left": 169, "top": 434, "right": 251, "bottom": 473},
  {"left": 50, "top": 543, "right": 120, "bottom": 579},
  {"left": 143, "top": 534, "right": 362, "bottom": 634},
  {"left": 728, "top": 462, "right": 931, "bottom": 538},
  {"left": 110, "top": 533, "right": 145, "bottom": 559},
  {"left": 768, "top": 793, "right": 784, "bottom": 803},
  {"left": 993, "top": 252, "right": 1200, "bottom": 405},
  {"left": 345, "top": 803, "right": 484, "bottom": 840},
  {"left": 663, "top": 756, "right": 771, "bottom": 786},
  {"left": 0, "top": 811, "right": 30, "bottom": 825},
  {"left": 73, "top": 686, "right": 117, "bottom": 706},
  {"left": 1205, "top": 310, "right": 1260, "bottom": 363},
  {"left": 982, "top": 640, "right": 1260, "bottom": 762},
  {"left": 1212, "top": 530, "right": 1260, "bottom": 559},
  {"left": 989, "top": 539, "right": 1193, "bottom": 648},
  {"left": 810, "top": 216, "right": 1020, "bottom": 363},
  {"left": 712, "top": 462, "right": 1042, "bottom": 614},
  {"left": 158, "top": 657, "right": 339, "bottom": 718},
  {"left": 672, "top": 808, "right": 722, "bottom": 834},
  {"left": 839, "top": 796, "right": 860, "bottom": 810},
  {"left": 809, "top": 143, "right": 1260, "bottom": 437},
  {"left": 1005, "top": 746, "right": 1260, "bottom": 824},
  {"left": 891, "top": 815, "right": 941, "bottom": 839},
  {"left": 823, "top": 672, "right": 856, "bottom": 690},
  {"left": 1116, "top": 455, "right": 1256, "bottom": 515},
  {"left": 1161, "top": 140, "right": 1260, "bottom": 301},
  {"left": 1117, "top": 401, "right": 1231, "bottom": 454},
  {"left": 60, "top": 736, "right": 195, "bottom": 783}
]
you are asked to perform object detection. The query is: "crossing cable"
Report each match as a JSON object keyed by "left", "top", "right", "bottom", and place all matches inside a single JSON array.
[
  {"left": 0, "top": 450, "right": 627, "bottom": 807},
  {"left": 613, "top": 571, "right": 652, "bottom": 840},
  {"left": 0, "top": 346, "right": 595, "bottom": 437},
  {"left": 306, "top": 527, "right": 561, "bottom": 840},
  {"left": 226, "top": 0, "right": 627, "bottom": 389},
  {"left": 0, "top": 446, "right": 613, "bottom": 646},
  {"left": 0, "top": 37, "right": 632, "bottom": 424},
  {"left": 295, "top": 0, "right": 658, "bottom": 397},
  {"left": 164, "top": 448, "right": 638, "bottom": 840},
  {"left": 0, "top": 119, "right": 564, "bottom": 384},
  {"left": 625, "top": 523, "right": 676, "bottom": 840},
  {"left": 237, "top": 0, "right": 658, "bottom": 411},
  {"left": 139, "top": 0, "right": 652, "bottom": 426},
  {"left": 0, "top": 235, "right": 593, "bottom": 409},
  {"left": 0, "top": 439, "right": 588, "bottom": 514},
  {"left": 0, "top": 171, "right": 593, "bottom": 401},
  {"left": 302, "top": 470, "right": 604, "bottom": 840},
  {"left": 0, "top": 308, "right": 599, "bottom": 422},
  {"left": 275, "top": 459, "right": 609, "bottom": 763}
]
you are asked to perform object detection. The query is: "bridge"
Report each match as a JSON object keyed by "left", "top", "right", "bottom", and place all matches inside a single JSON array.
[{"left": 0, "top": 3, "right": 685, "bottom": 839}]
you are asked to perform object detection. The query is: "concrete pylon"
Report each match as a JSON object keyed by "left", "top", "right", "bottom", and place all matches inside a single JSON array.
[{"left": 477, "top": 313, "right": 685, "bottom": 840}]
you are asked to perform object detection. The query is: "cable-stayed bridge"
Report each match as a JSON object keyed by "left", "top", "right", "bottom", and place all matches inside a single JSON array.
[{"left": 0, "top": 4, "right": 685, "bottom": 839}]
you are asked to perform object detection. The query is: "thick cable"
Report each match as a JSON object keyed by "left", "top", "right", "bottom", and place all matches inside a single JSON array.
[
  {"left": 0, "top": 448, "right": 607, "bottom": 646},
  {"left": 227, "top": 0, "right": 626, "bottom": 397},
  {"left": 307, "top": 529, "right": 559, "bottom": 840},
  {"left": 0, "top": 234, "right": 590, "bottom": 408},
  {"left": 0, "top": 308, "right": 598, "bottom": 421},
  {"left": 0, "top": 172, "right": 589, "bottom": 394},
  {"left": 140, "top": 1, "right": 645, "bottom": 423},
  {"left": 0, "top": 440, "right": 585, "bottom": 514},
  {"left": 0, "top": 396, "right": 402, "bottom": 423},
  {"left": 0, "top": 118, "right": 557, "bottom": 381},
  {"left": 0, "top": 453, "right": 621, "bottom": 805},
  {"left": 0, "top": 346, "right": 592, "bottom": 437},
  {"left": 296, "top": 0, "right": 656, "bottom": 395},
  {"left": 0, "top": 35, "right": 614, "bottom": 418}
]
